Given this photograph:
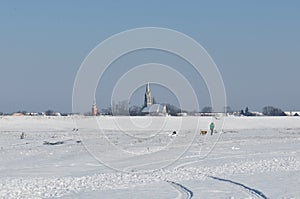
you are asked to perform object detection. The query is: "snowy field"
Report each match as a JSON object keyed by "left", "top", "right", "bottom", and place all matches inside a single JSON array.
[{"left": 1, "top": 116, "right": 300, "bottom": 199}]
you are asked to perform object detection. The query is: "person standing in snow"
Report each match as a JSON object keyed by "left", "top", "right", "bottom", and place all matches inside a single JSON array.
[{"left": 210, "top": 122, "right": 215, "bottom": 135}]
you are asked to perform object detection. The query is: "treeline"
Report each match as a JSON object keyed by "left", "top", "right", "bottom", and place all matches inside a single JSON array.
[
  {"left": 201, "top": 105, "right": 297, "bottom": 116},
  {"left": 1, "top": 105, "right": 298, "bottom": 117},
  {"left": 0, "top": 110, "right": 73, "bottom": 116}
]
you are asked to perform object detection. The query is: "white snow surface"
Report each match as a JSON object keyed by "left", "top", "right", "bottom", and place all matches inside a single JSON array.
[{"left": 0, "top": 116, "right": 300, "bottom": 198}]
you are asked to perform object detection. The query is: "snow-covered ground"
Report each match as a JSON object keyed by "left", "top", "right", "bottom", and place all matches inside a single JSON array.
[{"left": 1, "top": 116, "right": 300, "bottom": 198}]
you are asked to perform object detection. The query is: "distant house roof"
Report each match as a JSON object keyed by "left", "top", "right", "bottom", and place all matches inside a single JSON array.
[
  {"left": 12, "top": 113, "right": 25, "bottom": 116},
  {"left": 142, "top": 104, "right": 167, "bottom": 115}
]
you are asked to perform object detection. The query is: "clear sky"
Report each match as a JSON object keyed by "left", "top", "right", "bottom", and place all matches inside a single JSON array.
[{"left": 1, "top": 0, "right": 299, "bottom": 113}]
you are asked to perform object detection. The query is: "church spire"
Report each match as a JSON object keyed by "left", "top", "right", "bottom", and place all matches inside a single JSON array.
[
  {"left": 144, "top": 82, "right": 152, "bottom": 107},
  {"left": 146, "top": 82, "right": 150, "bottom": 93}
]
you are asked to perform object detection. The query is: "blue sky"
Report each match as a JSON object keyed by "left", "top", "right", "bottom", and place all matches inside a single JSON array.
[{"left": 0, "top": 1, "right": 299, "bottom": 113}]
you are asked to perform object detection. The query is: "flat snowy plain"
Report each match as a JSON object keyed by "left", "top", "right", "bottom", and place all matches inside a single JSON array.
[{"left": 1, "top": 116, "right": 300, "bottom": 199}]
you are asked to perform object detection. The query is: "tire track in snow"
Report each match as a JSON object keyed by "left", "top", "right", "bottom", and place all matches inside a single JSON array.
[
  {"left": 166, "top": 180, "right": 193, "bottom": 199},
  {"left": 208, "top": 175, "right": 268, "bottom": 199}
]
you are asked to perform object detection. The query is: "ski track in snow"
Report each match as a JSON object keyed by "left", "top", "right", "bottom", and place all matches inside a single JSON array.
[
  {"left": 208, "top": 175, "right": 268, "bottom": 199},
  {"left": 166, "top": 180, "right": 193, "bottom": 199},
  {"left": 1, "top": 157, "right": 299, "bottom": 198}
]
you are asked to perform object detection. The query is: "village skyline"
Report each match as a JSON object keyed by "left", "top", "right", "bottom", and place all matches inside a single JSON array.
[{"left": 1, "top": 83, "right": 299, "bottom": 117}]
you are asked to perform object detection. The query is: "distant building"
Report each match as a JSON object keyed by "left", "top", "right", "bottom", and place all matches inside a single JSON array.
[
  {"left": 177, "top": 112, "right": 187, "bottom": 116},
  {"left": 25, "top": 112, "right": 39, "bottom": 116},
  {"left": 12, "top": 112, "right": 25, "bottom": 116},
  {"left": 141, "top": 83, "right": 168, "bottom": 116},
  {"left": 142, "top": 104, "right": 167, "bottom": 116},
  {"left": 285, "top": 111, "right": 300, "bottom": 116},
  {"left": 92, "top": 101, "right": 99, "bottom": 116},
  {"left": 54, "top": 112, "right": 62, "bottom": 116}
]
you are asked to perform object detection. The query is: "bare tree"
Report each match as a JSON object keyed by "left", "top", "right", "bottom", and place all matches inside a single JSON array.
[
  {"left": 45, "top": 110, "right": 54, "bottom": 116},
  {"left": 129, "top": 105, "right": 142, "bottom": 116},
  {"left": 262, "top": 106, "right": 286, "bottom": 116},
  {"left": 201, "top": 106, "right": 212, "bottom": 113},
  {"left": 112, "top": 100, "right": 129, "bottom": 116}
]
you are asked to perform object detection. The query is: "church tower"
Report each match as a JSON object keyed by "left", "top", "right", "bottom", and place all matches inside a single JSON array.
[
  {"left": 144, "top": 82, "right": 152, "bottom": 107},
  {"left": 92, "top": 101, "right": 99, "bottom": 116}
]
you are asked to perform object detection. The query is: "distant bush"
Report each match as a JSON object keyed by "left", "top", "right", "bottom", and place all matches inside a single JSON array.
[
  {"left": 262, "top": 106, "right": 286, "bottom": 116},
  {"left": 201, "top": 106, "right": 212, "bottom": 113},
  {"left": 45, "top": 110, "right": 55, "bottom": 116},
  {"left": 224, "top": 106, "right": 233, "bottom": 113},
  {"left": 242, "top": 106, "right": 255, "bottom": 116},
  {"left": 101, "top": 107, "right": 112, "bottom": 115},
  {"left": 84, "top": 112, "right": 93, "bottom": 116},
  {"left": 129, "top": 105, "right": 142, "bottom": 116},
  {"left": 164, "top": 104, "right": 181, "bottom": 116},
  {"left": 112, "top": 100, "right": 129, "bottom": 116},
  {"left": 17, "top": 110, "right": 27, "bottom": 115}
]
